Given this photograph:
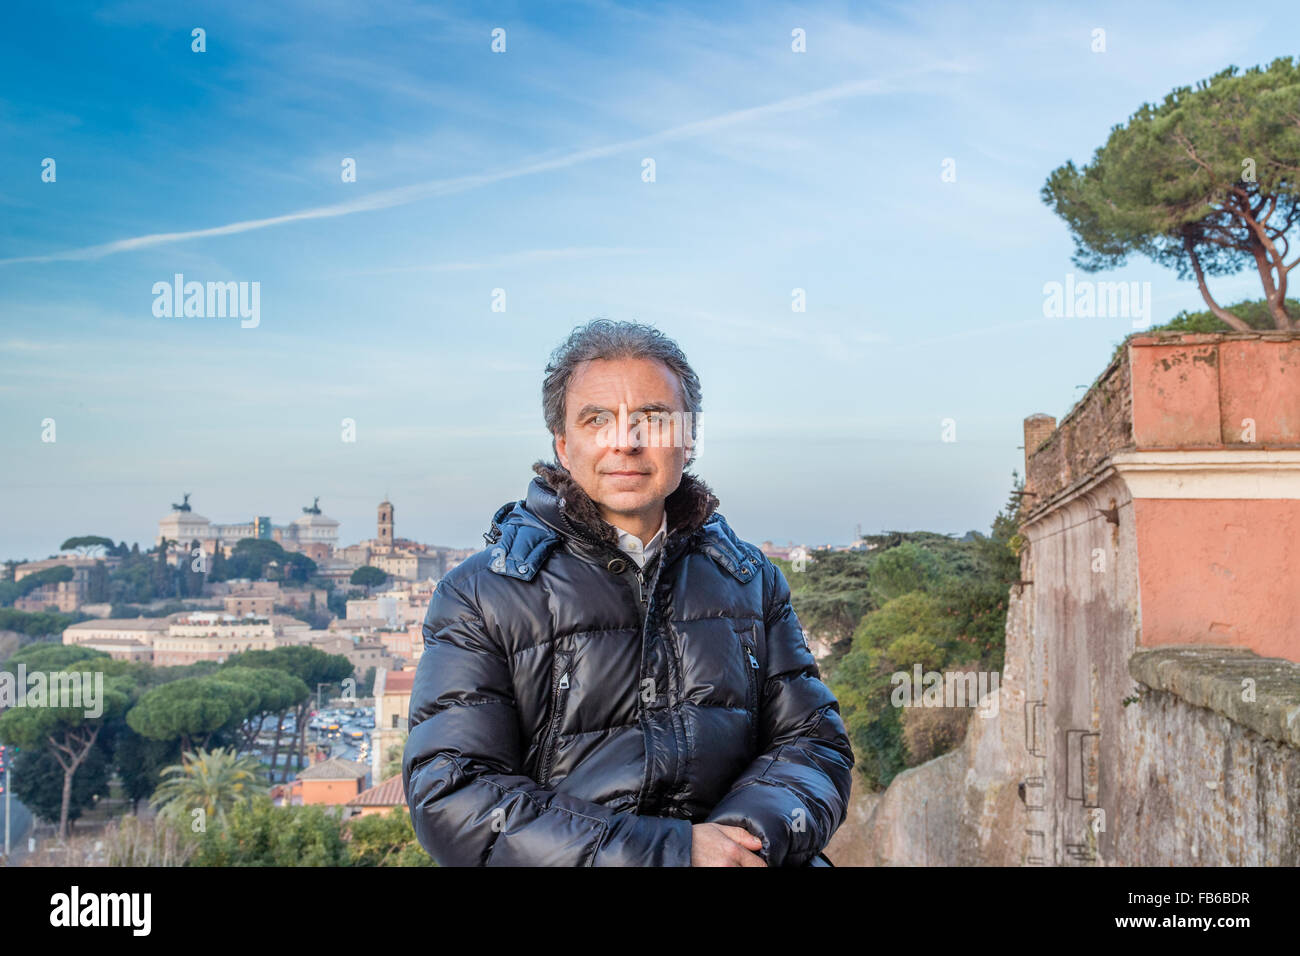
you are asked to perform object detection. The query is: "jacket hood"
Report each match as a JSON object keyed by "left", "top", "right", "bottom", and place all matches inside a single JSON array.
[{"left": 481, "top": 461, "right": 758, "bottom": 584}]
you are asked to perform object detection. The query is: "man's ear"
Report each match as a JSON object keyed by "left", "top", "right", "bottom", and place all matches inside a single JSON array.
[{"left": 554, "top": 431, "right": 569, "bottom": 470}]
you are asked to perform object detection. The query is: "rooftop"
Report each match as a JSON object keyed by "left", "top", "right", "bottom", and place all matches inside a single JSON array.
[
  {"left": 346, "top": 774, "right": 405, "bottom": 808},
  {"left": 380, "top": 670, "right": 415, "bottom": 694},
  {"left": 65, "top": 617, "right": 171, "bottom": 631},
  {"left": 296, "top": 757, "right": 371, "bottom": 781}
]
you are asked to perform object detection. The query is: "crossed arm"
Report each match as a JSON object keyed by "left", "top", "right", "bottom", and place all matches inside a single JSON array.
[
  {"left": 403, "top": 563, "right": 854, "bottom": 867},
  {"left": 703, "top": 560, "right": 856, "bottom": 866}
]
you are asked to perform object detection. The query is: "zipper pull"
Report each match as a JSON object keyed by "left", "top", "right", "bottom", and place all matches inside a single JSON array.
[
  {"left": 558, "top": 672, "right": 570, "bottom": 690},
  {"left": 747, "top": 652, "right": 759, "bottom": 670}
]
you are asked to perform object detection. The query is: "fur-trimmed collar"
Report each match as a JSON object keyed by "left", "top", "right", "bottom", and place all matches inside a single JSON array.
[{"left": 530, "top": 459, "right": 720, "bottom": 548}]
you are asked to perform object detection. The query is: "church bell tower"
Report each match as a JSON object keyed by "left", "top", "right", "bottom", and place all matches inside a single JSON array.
[{"left": 378, "top": 499, "right": 394, "bottom": 549}]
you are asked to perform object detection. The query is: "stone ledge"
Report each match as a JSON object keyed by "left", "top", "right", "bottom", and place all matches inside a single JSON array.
[{"left": 1129, "top": 646, "right": 1300, "bottom": 749}]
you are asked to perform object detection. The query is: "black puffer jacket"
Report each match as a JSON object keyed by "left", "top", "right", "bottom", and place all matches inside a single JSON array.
[{"left": 402, "top": 461, "right": 855, "bottom": 866}]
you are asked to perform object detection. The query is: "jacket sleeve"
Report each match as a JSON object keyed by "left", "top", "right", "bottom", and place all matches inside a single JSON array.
[
  {"left": 402, "top": 574, "right": 694, "bottom": 867},
  {"left": 704, "top": 559, "right": 855, "bottom": 866}
]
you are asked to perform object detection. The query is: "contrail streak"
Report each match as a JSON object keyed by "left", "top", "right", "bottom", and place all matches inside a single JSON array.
[{"left": 1, "top": 67, "right": 957, "bottom": 266}]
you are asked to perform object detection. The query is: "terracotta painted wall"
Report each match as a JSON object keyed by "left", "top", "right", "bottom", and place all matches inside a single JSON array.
[
  {"left": 300, "top": 778, "right": 364, "bottom": 805},
  {"left": 1129, "top": 334, "right": 1300, "bottom": 447},
  {"left": 1133, "top": 498, "right": 1300, "bottom": 661}
]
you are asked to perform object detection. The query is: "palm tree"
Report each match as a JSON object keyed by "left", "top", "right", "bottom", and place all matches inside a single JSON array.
[{"left": 149, "top": 747, "right": 269, "bottom": 831}]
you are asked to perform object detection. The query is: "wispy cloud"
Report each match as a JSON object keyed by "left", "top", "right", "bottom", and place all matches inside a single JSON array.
[
  {"left": 0, "top": 67, "right": 961, "bottom": 267},
  {"left": 0, "top": 339, "right": 64, "bottom": 352}
]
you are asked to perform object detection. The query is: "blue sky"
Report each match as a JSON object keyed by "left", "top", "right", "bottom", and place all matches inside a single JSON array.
[{"left": 1, "top": 0, "right": 1296, "bottom": 562}]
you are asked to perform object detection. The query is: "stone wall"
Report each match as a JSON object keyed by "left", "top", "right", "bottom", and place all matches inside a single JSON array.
[
  {"left": 840, "top": 638, "right": 1300, "bottom": 866},
  {"left": 1117, "top": 647, "right": 1300, "bottom": 866},
  {"left": 1024, "top": 347, "right": 1132, "bottom": 502}
]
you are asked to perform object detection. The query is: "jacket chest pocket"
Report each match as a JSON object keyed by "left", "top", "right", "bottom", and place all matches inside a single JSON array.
[
  {"left": 537, "top": 648, "right": 573, "bottom": 787},
  {"left": 737, "top": 624, "right": 760, "bottom": 753}
]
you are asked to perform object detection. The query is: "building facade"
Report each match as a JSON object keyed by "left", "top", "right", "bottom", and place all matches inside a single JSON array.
[
  {"left": 156, "top": 496, "right": 339, "bottom": 558},
  {"left": 372, "top": 668, "right": 414, "bottom": 781}
]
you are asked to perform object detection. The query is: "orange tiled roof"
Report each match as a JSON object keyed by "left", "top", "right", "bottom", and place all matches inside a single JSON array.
[
  {"left": 295, "top": 757, "right": 370, "bottom": 781},
  {"left": 383, "top": 670, "right": 415, "bottom": 693},
  {"left": 347, "top": 774, "right": 405, "bottom": 808}
]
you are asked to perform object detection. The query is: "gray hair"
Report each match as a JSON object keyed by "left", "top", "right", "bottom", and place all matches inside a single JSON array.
[{"left": 542, "top": 319, "right": 702, "bottom": 466}]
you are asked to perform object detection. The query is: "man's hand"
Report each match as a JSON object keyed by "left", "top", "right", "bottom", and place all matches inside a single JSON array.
[{"left": 690, "top": 822, "right": 768, "bottom": 867}]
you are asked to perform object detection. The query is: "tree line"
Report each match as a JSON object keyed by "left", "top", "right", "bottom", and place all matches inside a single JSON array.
[
  {"left": 0, "top": 641, "right": 353, "bottom": 839},
  {"left": 778, "top": 475, "right": 1024, "bottom": 790}
]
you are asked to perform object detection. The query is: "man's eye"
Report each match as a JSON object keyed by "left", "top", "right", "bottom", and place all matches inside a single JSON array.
[{"left": 591, "top": 414, "right": 610, "bottom": 426}]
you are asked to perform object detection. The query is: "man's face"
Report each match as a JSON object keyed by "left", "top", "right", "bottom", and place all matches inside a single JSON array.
[{"left": 554, "top": 356, "right": 692, "bottom": 527}]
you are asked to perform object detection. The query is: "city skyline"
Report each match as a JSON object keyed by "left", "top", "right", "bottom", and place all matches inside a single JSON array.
[{"left": 5, "top": 489, "right": 833, "bottom": 565}]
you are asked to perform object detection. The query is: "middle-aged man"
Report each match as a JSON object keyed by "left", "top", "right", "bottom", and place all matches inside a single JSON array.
[{"left": 403, "top": 319, "right": 854, "bottom": 866}]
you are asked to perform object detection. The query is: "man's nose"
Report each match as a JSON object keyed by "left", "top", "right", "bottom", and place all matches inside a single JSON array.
[{"left": 608, "top": 407, "right": 646, "bottom": 451}]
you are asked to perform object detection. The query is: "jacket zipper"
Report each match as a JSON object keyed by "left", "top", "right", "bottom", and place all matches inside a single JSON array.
[
  {"left": 538, "top": 649, "right": 573, "bottom": 786},
  {"left": 633, "top": 563, "right": 647, "bottom": 607},
  {"left": 632, "top": 553, "right": 683, "bottom": 814},
  {"left": 630, "top": 556, "right": 661, "bottom": 672},
  {"left": 740, "top": 627, "right": 759, "bottom": 752}
]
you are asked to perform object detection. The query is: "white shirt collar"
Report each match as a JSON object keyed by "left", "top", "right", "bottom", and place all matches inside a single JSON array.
[{"left": 611, "top": 511, "right": 668, "bottom": 569}]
